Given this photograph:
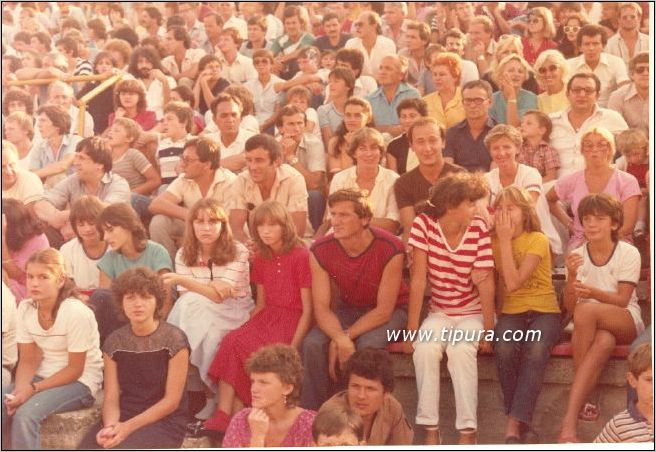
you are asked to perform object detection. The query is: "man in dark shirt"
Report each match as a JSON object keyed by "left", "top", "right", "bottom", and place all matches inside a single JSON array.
[
  {"left": 386, "top": 98, "right": 428, "bottom": 175},
  {"left": 313, "top": 13, "right": 352, "bottom": 51},
  {"left": 443, "top": 80, "right": 496, "bottom": 173}
]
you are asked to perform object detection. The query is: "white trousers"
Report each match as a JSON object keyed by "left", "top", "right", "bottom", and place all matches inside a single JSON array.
[{"left": 413, "top": 311, "right": 483, "bottom": 430}]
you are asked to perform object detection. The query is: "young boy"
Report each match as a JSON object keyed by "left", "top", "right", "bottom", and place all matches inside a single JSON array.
[
  {"left": 282, "top": 86, "right": 320, "bottom": 138},
  {"left": 595, "top": 343, "right": 654, "bottom": 443},
  {"left": 312, "top": 403, "right": 365, "bottom": 447},
  {"left": 274, "top": 46, "right": 326, "bottom": 108},
  {"left": 518, "top": 110, "right": 560, "bottom": 184},
  {"left": 615, "top": 129, "right": 649, "bottom": 237}
]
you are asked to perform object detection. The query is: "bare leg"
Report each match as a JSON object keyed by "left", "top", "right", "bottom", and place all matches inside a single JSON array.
[
  {"left": 505, "top": 416, "right": 521, "bottom": 438},
  {"left": 217, "top": 380, "right": 237, "bottom": 415}
]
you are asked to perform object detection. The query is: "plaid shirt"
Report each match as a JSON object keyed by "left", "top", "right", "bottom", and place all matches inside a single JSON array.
[{"left": 518, "top": 140, "right": 560, "bottom": 177}]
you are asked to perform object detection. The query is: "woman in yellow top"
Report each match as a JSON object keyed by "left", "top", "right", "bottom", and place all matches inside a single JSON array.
[
  {"left": 423, "top": 52, "right": 465, "bottom": 129},
  {"left": 534, "top": 50, "right": 569, "bottom": 114},
  {"left": 491, "top": 186, "right": 561, "bottom": 445}
]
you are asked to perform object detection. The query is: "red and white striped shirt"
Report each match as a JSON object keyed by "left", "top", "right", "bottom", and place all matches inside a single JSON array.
[{"left": 409, "top": 215, "right": 494, "bottom": 317}]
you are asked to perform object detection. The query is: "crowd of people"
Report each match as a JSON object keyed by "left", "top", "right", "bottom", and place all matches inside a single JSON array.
[{"left": 0, "top": 1, "right": 653, "bottom": 449}]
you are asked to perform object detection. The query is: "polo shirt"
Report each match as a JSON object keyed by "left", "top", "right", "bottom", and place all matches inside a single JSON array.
[
  {"left": 44, "top": 172, "right": 131, "bottom": 209},
  {"left": 344, "top": 35, "right": 397, "bottom": 77},
  {"left": 394, "top": 162, "right": 464, "bottom": 210},
  {"left": 165, "top": 167, "right": 237, "bottom": 209},
  {"left": 567, "top": 53, "right": 629, "bottom": 107},
  {"left": 156, "top": 134, "right": 193, "bottom": 185},
  {"left": 443, "top": 117, "right": 497, "bottom": 173},
  {"left": 366, "top": 83, "right": 420, "bottom": 126}
]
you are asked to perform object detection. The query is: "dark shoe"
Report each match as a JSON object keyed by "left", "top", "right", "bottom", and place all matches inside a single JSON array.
[
  {"left": 186, "top": 420, "right": 224, "bottom": 440},
  {"left": 505, "top": 435, "right": 522, "bottom": 444},
  {"left": 519, "top": 422, "right": 539, "bottom": 444}
]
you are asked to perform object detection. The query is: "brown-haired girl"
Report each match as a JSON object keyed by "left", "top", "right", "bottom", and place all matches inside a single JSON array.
[{"left": 108, "top": 79, "right": 157, "bottom": 132}]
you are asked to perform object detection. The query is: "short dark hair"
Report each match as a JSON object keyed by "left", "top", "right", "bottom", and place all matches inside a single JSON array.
[
  {"left": 163, "top": 101, "right": 194, "bottom": 133},
  {"left": 2, "top": 88, "right": 34, "bottom": 116},
  {"left": 168, "top": 26, "right": 191, "bottom": 49},
  {"left": 97, "top": 203, "right": 148, "bottom": 252},
  {"left": 31, "top": 31, "right": 51, "bottom": 51},
  {"left": 36, "top": 105, "right": 71, "bottom": 136},
  {"left": 110, "top": 26, "right": 140, "bottom": 48},
  {"left": 629, "top": 51, "right": 649, "bottom": 73},
  {"left": 69, "top": 196, "right": 105, "bottom": 240},
  {"left": 312, "top": 403, "right": 364, "bottom": 443},
  {"left": 335, "top": 48, "right": 364, "bottom": 77},
  {"left": 323, "top": 12, "right": 340, "bottom": 24},
  {"left": 566, "top": 72, "right": 601, "bottom": 94},
  {"left": 56, "top": 36, "right": 78, "bottom": 57},
  {"left": 407, "top": 117, "right": 446, "bottom": 143},
  {"left": 143, "top": 6, "right": 163, "bottom": 25},
  {"left": 396, "top": 97, "right": 428, "bottom": 117},
  {"left": 87, "top": 18, "right": 107, "bottom": 40},
  {"left": 577, "top": 24, "right": 608, "bottom": 47},
  {"left": 184, "top": 136, "right": 221, "bottom": 169},
  {"left": 76, "top": 137, "right": 113, "bottom": 173},
  {"left": 462, "top": 79, "right": 493, "bottom": 99},
  {"left": 244, "top": 134, "right": 282, "bottom": 163},
  {"left": 204, "top": 12, "right": 224, "bottom": 28},
  {"left": 166, "top": 15, "right": 185, "bottom": 29},
  {"left": 329, "top": 67, "right": 356, "bottom": 97},
  {"left": 210, "top": 93, "right": 243, "bottom": 118},
  {"left": 246, "top": 345, "right": 304, "bottom": 407},
  {"left": 327, "top": 189, "right": 374, "bottom": 221},
  {"left": 343, "top": 348, "right": 395, "bottom": 393},
  {"left": 577, "top": 193, "right": 623, "bottom": 242},
  {"left": 276, "top": 104, "right": 306, "bottom": 128},
  {"left": 418, "top": 172, "right": 488, "bottom": 218},
  {"left": 111, "top": 267, "right": 168, "bottom": 320}
]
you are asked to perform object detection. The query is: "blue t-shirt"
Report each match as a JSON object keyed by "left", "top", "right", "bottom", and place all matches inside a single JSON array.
[
  {"left": 97, "top": 240, "right": 172, "bottom": 279},
  {"left": 488, "top": 89, "right": 537, "bottom": 124}
]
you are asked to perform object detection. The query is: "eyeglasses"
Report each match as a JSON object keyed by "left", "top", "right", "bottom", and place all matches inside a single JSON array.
[
  {"left": 181, "top": 155, "right": 200, "bottom": 164},
  {"left": 462, "top": 97, "right": 488, "bottom": 105},
  {"left": 634, "top": 66, "right": 649, "bottom": 74},
  {"left": 569, "top": 87, "right": 596, "bottom": 95},
  {"left": 538, "top": 64, "right": 559, "bottom": 74},
  {"left": 563, "top": 26, "right": 580, "bottom": 33},
  {"left": 253, "top": 58, "right": 270, "bottom": 65},
  {"left": 581, "top": 142, "right": 610, "bottom": 151}
]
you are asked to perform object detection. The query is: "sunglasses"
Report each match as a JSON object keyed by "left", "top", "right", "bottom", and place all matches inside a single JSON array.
[
  {"left": 634, "top": 66, "right": 649, "bottom": 74},
  {"left": 538, "top": 64, "right": 559, "bottom": 74},
  {"left": 563, "top": 26, "right": 580, "bottom": 33}
]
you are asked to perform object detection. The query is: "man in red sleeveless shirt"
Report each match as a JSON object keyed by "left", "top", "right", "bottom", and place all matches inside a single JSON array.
[{"left": 300, "top": 188, "right": 408, "bottom": 410}]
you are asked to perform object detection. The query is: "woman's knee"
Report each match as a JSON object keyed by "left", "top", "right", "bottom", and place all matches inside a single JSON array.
[
  {"left": 573, "top": 302, "right": 598, "bottom": 326},
  {"left": 592, "top": 329, "right": 617, "bottom": 352}
]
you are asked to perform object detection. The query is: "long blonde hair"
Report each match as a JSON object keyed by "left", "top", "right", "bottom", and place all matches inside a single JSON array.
[
  {"left": 181, "top": 198, "right": 237, "bottom": 267},
  {"left": 492, "top": 186, "right": 542, "bottom": 234}
]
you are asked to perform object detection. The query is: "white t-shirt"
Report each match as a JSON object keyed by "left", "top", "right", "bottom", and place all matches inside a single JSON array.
[
  {"left": 16, "top": 298, "right": 104, "bottom": 395},
  {"left": 569, "top": 241, "right": 644, "bottom": 334},
  {"left": 60, "top": 239, "right": 105, "bottom": 291},
  {"left": 1, "top": 169, "right": 44, "bottom": 205},
  {"left": 344, "top": 36, "right": 397, "bottom": 77}
]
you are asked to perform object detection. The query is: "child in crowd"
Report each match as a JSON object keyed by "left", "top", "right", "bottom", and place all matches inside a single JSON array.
[
  {"left": 312, "top": 403, "right": 365, "bottom": 447},
  {"left": 615, "top": 129, "right": 649, "bottom": 237},
  {"left": 275, "top": 46, "right": 327, "bottom": 109},
  {"left": 518, "top": 110, "right": 560, "bottom": 184},
  {"left": 164, "top": 199, "right": 253, "bottom": 420},
  {"left": 286, "top": 86, "right": 321, "bottom": 138},
  {"left": 59, "top": 196, "right": 107, "bottom": 299},
  {"left": 595, "top": 343, "right": 653, "bottom": 443},
  {"left": 407, "top": 172, "right": 495, "bottom": 445},
  {"left": 492, "top": 187, "right": 561, "bottom": 444},
  {"left": 79, "top": 267, "right": 190, "bottom": 449},
  {"left": 155, "top": 101, "right": 194, "bottom": 186},
  {"left": 170, "top": 85, "right": 206, "bottom": 134},
  {"left": 558, "top": 193, "right": 644, "bottom": 443},
  {"left": 320, "top": 50, "right": 336, "bottom": 71},
  {"left": 196, "top": 201, "right": 312, "bottom": 436}
]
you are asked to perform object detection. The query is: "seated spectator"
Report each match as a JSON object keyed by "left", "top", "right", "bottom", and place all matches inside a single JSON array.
[
  {"left": 557, "top": 14, "right": 587, "bottom": 59},
  {"left": 491, "top": 187, "right": 562, "bottom": 444},
  {"left": 301, "top": 188, "right": 408, "bottom": 410},
  {"left": 395, "top": 117, "right": 465, "bottom": 244},
  {"left": 286, "top": 86, "right": 320, "bottom": 138},
  {"left": 327, "top": 97, "right": 374, "bottom": 178},
  {"left": 607, "top": 52, "right": 649, "bottom": 135},
  {"left": 154, "top": 101, "right": 195, "bottom": 185},
  {"left": 91, "top": 203, "right": 172, "bottom": 345},
  {"left": 276, "top": 105, "right": 327, "bottom": 231},
  {"left": 4, "top": 112, "right": 34, "bottom": 170},
  {"left": 386, "top": 98, "right": 428, "bottom": 175},
  {"left": 29, "top": 105, "right": 82, "bottom": 189},
  {"left": 547, "top": 127, "right": 640, "bottom": 252},
  {"left": 567, "top": 24, "right": 629, "bottom": 108},
  {"left": 170, "top": 86, "right": 206, "bottom": 135},
  {"left": 203, "top": 94, "right": 256, "bottom": 173},
  {"left": 2, "top": 89, "right": 35, "bottom": 145},
  {"left": 103, "top": 38, "right": 132, "bottom": 71},
  {"left": 200, "top": 11, "right": 224, "bottom": 55},
  {"left": 60, "top": 196, "right": 107, "bottom": 297},
  {"left": 227, "top": 134, "right": 308, "bottom": 243},
  {"left": 1, "top": 198, "right": 49, "bottom": 301},
  {"left": 318, "top": 67, "right": 356, "bottom": 147},
  {"left": 244, "top": 49, "right": 284, "bottom": 135},
  {"left": 1, "top": 282, "right": 17, "bottom": 388},
  {"left": 366, "top": 55, "right": 420, "bottom": 137},
  {"left": 33, "top": 137, "right": 130, "bottom": 248},
  {"left": 333, "top": 48, "right": 378, "bottom": 99},
  {"left": 605, "top": 2, "right": 649, "bottom": 65},
  {"left": 239, "top": 15, "right": 270, "bottom": 58},
  {"left": 521, "top": 7, "right": 558, "bottom": 65},
  {"left": 424, "top": 52, "right": 466, "bottom": 130},
  {"left": 534, "top": 49, "right": 570, "bottom": 114},
  {"left": 613, "top": 129, "right": 649, "bottom": 238},
  {"left": 463, "top": 15, "right": 498, "bottom": 75},
  {"left": 270, "top": 5, "right": 316, "bottom": 80},
  {"left": 594, "top": 343, "right": 653, "bottom": 443},
  {"left": 444, "top": 80, "right": 496, "bottom": 173},
  {"left": 274, "top": 46, "right": 326, "bottom": 108},
  {"left": 549, "top": 73, "right": 628, "bottom": 178},
  {"left": 193, "top": 55, "right": 230, "bottom": 116},
  {"left": 313, "top": 12, "right": 351, "bottom": 52},
  {"left": 399, "top": 21, "right": 431, "bottom": 88},
  {"left": 76, "top": 51, "right": 118, "bottom": 135},
  {"left": 222, "top": 85, "right": 261, "bottom": 133},
  {"left": 164, "top": 199, "right": 253, "bottom": 422},
  {"left": 161, "top": 26, "right": 205, "bottom": 87},
  {"left": 320, "top": 349, "right": 413, "bottom": 445},
  {"left": 222, "top": 345, "right": 316, "bottom": 447},
  {"left": 107, "top": 79, "right": 157, "bottom": 132},
  {"left": 480, "top": 34, "right": 540, "bottom": 94},
  {"left": 518, "top": 110, "right": 560, "bottom": 184},
  {"left": 217, "top": 27, "right": 257, "bottom": 85},
  {"left": 149, "top": 137, "right": 237, "bottom": 260},
  {"left": 127, "top": 46, "right": 176, "bottom": 121},
  {"left": 439, "top": 29, "right": 480, "bottom": 90},
  {"left": 1, "top": 142, "right": 43, "bottom": 207},
  {"left": 406, "top": 172, "right": 494, "bottom": 445},
  {"left": 1, "top": 248, "right": 103, "bottom": 451},
  {"left": 558, "top": 194, "right": 644, "bottom": 443},
  {"left": 344, "top": 11, "right": 396, "bottom": 78},
  {"left": 78, "top": 267, "right": 190, "bottom": 449},
  {"left": 329, "top": 128, "right": 400, "bottom": 234},
  {"left": 488, "top": 54, "right": 537, "bottom": 127},
  {"left": 46, "top": 80, "right": 94, "bottom": 138},
  {"left": 198, "top": 201, "right": 312, "bottom": 435}
]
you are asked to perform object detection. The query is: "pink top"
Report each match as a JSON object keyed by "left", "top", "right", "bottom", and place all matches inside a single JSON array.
[
  {"left": 555, "top": 169, "right": 641, "bottom": 249},
  {"left": 8, "top": 233, "right": 50, "bottom": 301},
  {"left": 222, "top": 408, "right": 316, "bottom": 448}
]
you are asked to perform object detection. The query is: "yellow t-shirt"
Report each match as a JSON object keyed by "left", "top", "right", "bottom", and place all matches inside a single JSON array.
[{"left": 492, "top": 231, "right": 560, "bottom": 314}]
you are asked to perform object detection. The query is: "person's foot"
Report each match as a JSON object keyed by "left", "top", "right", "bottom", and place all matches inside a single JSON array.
[
  {"left": 424, "top": 428, "right": 441, "bottom": 445},
  {"left": 203, "top": 409, "right": 232, "bottom": 432},
  {"left": 519, "top": 422, "right": 539, "bottom": 444},
  {"left": 458, "top": 429, "right": 477, "bottom": 445},
  {"left": 505, "top": 435, "right": 521, "bottom": 444},
  {"left": 195, "top": 397, "right": 218, "bottom": 420}
]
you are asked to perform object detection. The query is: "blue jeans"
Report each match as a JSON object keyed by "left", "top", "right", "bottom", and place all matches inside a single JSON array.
[
  {"left": 2, "top": 376, "right": 95, "bottom": 450},
  {"left": 494, "top": 311, "right": 561, "bottom": 424},
  {"left": 300, "top": 305, "right": 408, "bottom": 410},
  {"left": 308, "top": 189, "right": 326, "bottom": 233},
  {"left": 130, "top": 193, "right": 153, "bottom": 221}
]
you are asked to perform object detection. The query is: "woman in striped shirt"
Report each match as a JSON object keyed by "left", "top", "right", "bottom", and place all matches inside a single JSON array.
[{"left": 406, "top": 172, "right": 495, "bottom": 445}]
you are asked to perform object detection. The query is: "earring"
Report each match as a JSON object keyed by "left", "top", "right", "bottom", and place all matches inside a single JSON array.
[{"left": 282, "top": 393, "right": 288, "bottom": 407}]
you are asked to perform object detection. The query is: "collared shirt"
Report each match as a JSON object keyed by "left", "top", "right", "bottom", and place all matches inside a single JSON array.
[
  {"left": 2, "top": 169, "right": 44, "bottom": 205},
  {"left": 605, "top": 32, "right": 650, "bottom": 65},
  {"left": 226, "top": 164, "right": 308, "bottom": 213},
  {"left": 443, "top": 117, "right": 497, "bottom": 173},
  {"left": 323, "top": 391, "right": 414, "bottom": 446},
  {"left": 344, "top": 35, "right": 397, "bottom": 77},
  {"left": 607, "top": 83, "right": 649, "bottom": 135},
  {"left": 218, "top": 51, "right": 257, "bottom": 85},
  {"left": 424, "top": 86, "right": 466, "bottom": 129},
  {"left": 44, "top": 172, "right": 131, "bottom": 209},
  {"left": 161, "top": 48, "right": 206, "bottom": 78},
  {"left": 549, "top": 105, "right": 628, "bottom": 178},
  {"left": 292, "top": 134, "right": 326, "bottom": 173},
  {"left": 29, "top": 134, "right": 81, "bottom": 174},
  {"left": 329, "top": 165, "right": 400, "bottom": 221},
  {"left": 537, "top": 88, "right": 569, "bottom": 115},
  {"left": 567, "top": 53, "right": 630, "bottom": 107},
  {"left": 165, "top": 167, "right": 237, "bottom": 209},
  {"left": 366, "top": 83, "right": 420, "bottom": 126},
  {"left": 244, "top": 76, "right": 284, "bottom": 124},
  {"left": 204, "top": 128, "right": 256, "bottom": 161},
  {"left": 517, "top": 140, "right": 561, "bottom": 177}
]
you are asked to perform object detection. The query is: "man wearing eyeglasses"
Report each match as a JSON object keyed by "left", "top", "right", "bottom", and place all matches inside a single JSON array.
[
  {"left": 443, "top": 80, "right": 496, "bottom": 173},
  {"left": 567, "top": 24, "right": 630, "bottom": 108},
  {"left": 607, "top": 52, "right": 649, "bottom": 136},
  {"left": 549, "top": 73, "right": 628, "bottom": 180},
  {"left": 605, "top": 2, "right": 649, "bottom": 65}
]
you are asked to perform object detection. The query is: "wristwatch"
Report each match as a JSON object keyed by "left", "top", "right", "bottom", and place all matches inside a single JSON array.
[{"left": 287, "top": 156, "right": 299, "bottom": 166}]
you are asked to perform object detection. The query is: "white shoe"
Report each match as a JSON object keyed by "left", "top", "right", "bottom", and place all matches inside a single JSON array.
[{"left": 195, "top": 397, "right": 217, "bottom": 420}]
